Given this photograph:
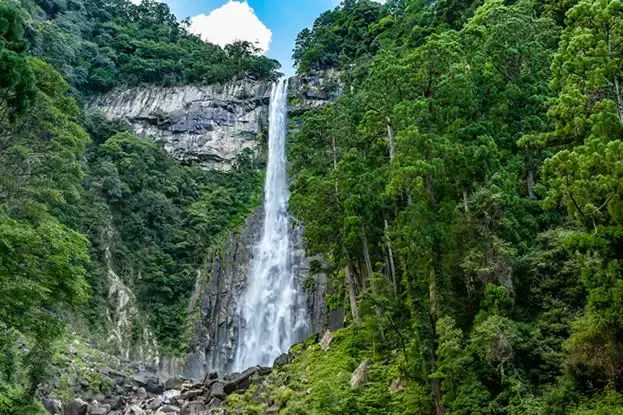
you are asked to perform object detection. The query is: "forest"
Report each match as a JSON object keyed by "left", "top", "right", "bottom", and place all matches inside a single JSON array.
[
  {"left": 0, "top": 0, "right": 270, "bottom": 411},
  {"left": 285, "top": 0, "right": 623, "bottom": 413},
  {"left": 0, "top": 0, "right": 622, "bottom": 413}
]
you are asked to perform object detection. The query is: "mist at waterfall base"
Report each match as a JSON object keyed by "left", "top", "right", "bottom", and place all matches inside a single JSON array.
[{"left": 233, "top": 79, "right": 310, "bottom": 371}]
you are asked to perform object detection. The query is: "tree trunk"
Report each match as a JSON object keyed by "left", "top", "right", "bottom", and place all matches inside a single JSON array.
[
  {"left": 614, "top": 73, "right": 623, "bottom": 129},
  {"left": 428, "top": 267, "right": 445, "bottom": 415},
  {"left": 331, "top": 133, "right": 340, "bottom": 196},
  {"left": 345, "top": 263, "right": 359, "bottom": 324},
  {"left": 608, "top": 29, "right": 623, "bottom": 129},
  {"left": 462, "top": 186, "right": 469, "bottom": 213},
  {"left": 361, "top": 227, "right": 386, "bottom": 342},
  {"left": 527, "top": 169, "right": 536, "bottom": 200},
  {"left": 384, "top": 219, "right": 398, "bottom": 297},
  {"left": 387, "top": 116, "right": 395, "bottom": 162}
]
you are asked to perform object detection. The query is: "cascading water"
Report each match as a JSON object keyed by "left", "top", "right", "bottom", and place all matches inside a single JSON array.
[{"left": 233, "top": 79, "right": 310, "bottom": 371}]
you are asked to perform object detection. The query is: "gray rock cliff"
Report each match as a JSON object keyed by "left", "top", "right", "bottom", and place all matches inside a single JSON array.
[{"left": 89, "top": 80, "right": 272, "bottom": 170}]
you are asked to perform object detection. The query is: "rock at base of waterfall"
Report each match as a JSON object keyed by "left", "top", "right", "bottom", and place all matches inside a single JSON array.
[
  {"left": 351, "top": 360, "right": 371, "bottom": 389},
  {"left": 63, "top": 398, "right": 88, "bottom": 415},
  {"left": 208, "top": 381, "right": 227, "bottom": 401},
  {"left": 273, "top": 353, "right": 290, "bottom": 369},
  {"left": 42, "top": 397, "right": 63, "bottom": 414},
  {"left": 164, "top": 376, "right": 185, "bottom": 391}
]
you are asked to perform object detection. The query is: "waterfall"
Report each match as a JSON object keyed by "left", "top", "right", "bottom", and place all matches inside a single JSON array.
[{"left": 233, "top": 79, "right": 310, "bottom": 371}]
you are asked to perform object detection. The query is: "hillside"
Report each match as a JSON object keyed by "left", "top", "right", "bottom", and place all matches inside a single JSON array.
[{"left": 0, "top": 0, "right": 622, "bottom": 414}]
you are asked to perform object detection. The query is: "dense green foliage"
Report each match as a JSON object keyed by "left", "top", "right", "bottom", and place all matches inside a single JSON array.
[
  {"left": 16, "top": 0, "right": 280, "bottom": 98},
  {"left": 288, "top": 0, "right": 623, "bottom": 413},
  {"left": 0, "top": 0, "right": 263, "bottom": 410}
]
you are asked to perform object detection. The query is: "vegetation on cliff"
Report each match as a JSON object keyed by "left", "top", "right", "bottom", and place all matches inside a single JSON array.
[
  {"left": 0, "top": 0, "right": 264, "bottom": 411},
  {"left": 286, "top": 0, "right": 623, "bottom": 413}
]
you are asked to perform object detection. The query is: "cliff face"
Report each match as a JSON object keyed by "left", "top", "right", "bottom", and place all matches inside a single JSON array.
[
  {"left": 90, "top": 80, "right": 271, "bottom": 170},
  {"left": 90, "top": 74, "right": 341, "bottom": 377},
  {"left": 89, "top": 72, "right": 342, "bottom": 170}
]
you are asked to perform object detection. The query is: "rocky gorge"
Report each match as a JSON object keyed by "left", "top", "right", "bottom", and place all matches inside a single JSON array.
[{"left": 53, "top": 70, "right": 345, "bottom": 397}]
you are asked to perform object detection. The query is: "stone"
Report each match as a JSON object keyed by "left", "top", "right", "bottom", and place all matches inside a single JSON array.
[
  {"left": 146, "top": 380, "right": 165, "bottom": 395},
  {"left": 265, "top": 406, "right": 280, "bottom": 414},
  {"left": 132, "top": 371, "right": 158, "bottom": 387},
  {"left": 165, "top": 376, "right": 186, "bottom": 391},
  {"left": 320, "top": 330, "right": 333, "bottom": 351},
  {"left": 388, "top": 377, "right": 407, "bottom": 394},
  {"left": 41, "top": 396, "right": 63, "bottom": 414},
  {"left": 351, "top": 360, "right": 371, "bottom": 389},
  {"left": 207, "top": 370, "right": 218, "bottom": 380},
  {"left": 105, "top": 396, "right": 125, "bottom": 410},
  {"left": 148, "top": 398, "right": 162, "bottom": 410},
  {"left": 180, "top": 389, "right": 202, "bottom": 401},
  {"left": 136, "top": 387, "right": 147, "bottom": 400},
  {"left": 63, "top": 398, "right": 88, "bottom": 415},
  {"left": 161, "top": 389, "right": 181, "bottom": 402},
  {"left": 207, "top": 398, "right": 223, "bottom": 408},
  {"left": 223, "top": 366, "right": 260, "bottom": 394},
  {"left": 94, "top": 393, "right": 107, "bottom": 402},
  {"left": 181, "top": 401, "right": 205, "bottom": 415},
  {"left": 208, "top": 381, "right": 227, "bottom": 401},
  {"left": 125, "top": 405, "right": 145, "bottom": 415},
  {"left": 88, "top": 407, "right": 109, "bottom": 415},
  {"left": 158, "top": 405, "right": 180, "bottom": 413},
  {"left": 273, "top": 353, "right": 289, "bottom": 369}
]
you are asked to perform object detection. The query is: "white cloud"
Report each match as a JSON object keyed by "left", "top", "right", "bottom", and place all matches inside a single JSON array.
[{"left": 189, "top": 1, "right": 272, "bottom": 54}]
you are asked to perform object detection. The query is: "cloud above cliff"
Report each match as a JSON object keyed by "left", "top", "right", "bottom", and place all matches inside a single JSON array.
[{"left": 189, "top": 1, "right": 272, "bottom": 54}]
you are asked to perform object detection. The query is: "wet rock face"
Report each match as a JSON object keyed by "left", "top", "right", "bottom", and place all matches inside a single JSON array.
[
  {"left": 186, "top": 205, "right": 326, "bottom": 379},
  {"left": 186, "top": 207, "right": 264, "bottom": 378},
  {"left": 89, "top": 80, "right": 272, "bottom": 171}
]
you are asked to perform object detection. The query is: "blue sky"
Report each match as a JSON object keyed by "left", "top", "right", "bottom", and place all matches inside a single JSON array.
[{"left": 160, "top": 0, "right": 342, "bottom": 75}]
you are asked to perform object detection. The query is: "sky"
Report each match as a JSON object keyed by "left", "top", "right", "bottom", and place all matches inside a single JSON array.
[{"left": 145, "top": 0, "right": 340, "bottom": 76}]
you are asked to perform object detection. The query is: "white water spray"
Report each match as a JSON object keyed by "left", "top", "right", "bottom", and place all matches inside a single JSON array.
[{"left": 233, "top": 79, "right": 309, "bottom": 370}]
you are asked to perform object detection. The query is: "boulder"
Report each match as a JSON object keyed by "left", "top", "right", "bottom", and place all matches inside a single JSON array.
[
  {"left": 208, "top": 381, "right": 227, "bottom": 401},
  {"left": 145, "top": 380, "right": 165, "bottom": 395},
  {"left": 207, "top": 398, "right": 223, "bottom": 408},
  {"left": 273, "top": 353, "right": 289, "bottom": 369},
  {"left": 132, "top": 371, "right": 159, "bottom": 388},
  {"left": 351, "top": 360, "right": 371, "bottom": 389},
  {"left": 94, "top": 393, "right": 107, "bottom": 402},
  {"left": 42, "top": 397, "right": 63, "bottom": 414},
  {"left": 105, "top": 396, "right": 125, "bottom": 410},
  {"left": 180, "top": 389, "right": 202, "bottom": 401},
  {"left": 164, "top": 376, "right": 186, "bottom": 391},
  {"left": 158, "top": 405, "right": 180, "bottom": 413},
  {"left": 388, "top": 377, "right": 407, "bottom": 394},
  {"left": 136, "top": 387, "right": 147, "bottom": 400},
  {"left": 161, "top": 389, "right": 181, "bottom": 403},
  {"left": 64, "top": 398, "right": 88, "bottom": 415},
  {"left": 148, "top": 398, "right": 162, "bottom": 410},
  {"left": 207, "top": 370, "right": 218, "bottom": 380},
  {"left": 124, "top": 405, "right": 145, "bottom": 415},
  {"left": 320, "top": 330, "right": 333, "bottom": 351},
  {"left": 181, "top": 401, "right": 205, "bottom": 415},
  {"left": 223, "top": 367, "right": 258, "bottom": 394}
]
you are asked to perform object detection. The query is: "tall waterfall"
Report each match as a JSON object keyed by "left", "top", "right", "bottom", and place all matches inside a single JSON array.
[{"left": 233, "top": 79, "right": 310, "bottom": 371}]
